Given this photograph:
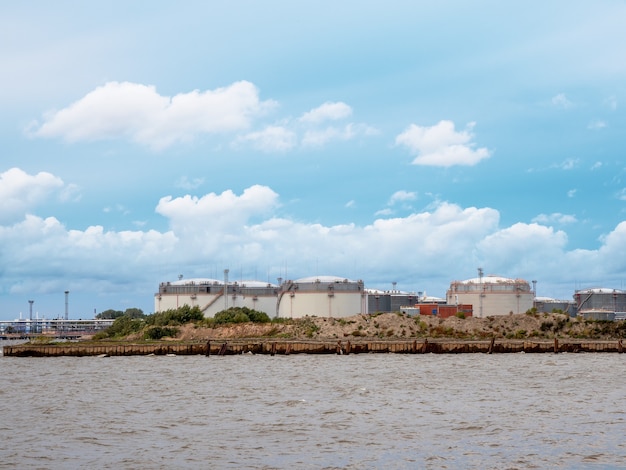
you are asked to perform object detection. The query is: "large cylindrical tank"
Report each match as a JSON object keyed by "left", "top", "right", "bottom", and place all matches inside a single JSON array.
[
  {"left": 277, "top": 276, "right": 365, "bottom": 318},
  {"left": 446, "top": 275, "right": 533, "bottom": 318}
]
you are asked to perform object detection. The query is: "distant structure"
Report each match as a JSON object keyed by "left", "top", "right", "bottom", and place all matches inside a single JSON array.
[
  {"left": 534, "top": 297, "right": 576, "bottom": 316},
  {"left": 64, "top": 290, "right": 70, "bottom": 320},
  {"left": 574, "top": 287, "right": 626, "bottom": 321},
  {"left": 155, "top": 274, "right": 365, "bottom": 318},
  {"left": 446, "top": 274, "right": 534, "bottom": 318},
  {"left": 365, "top": 284, "right": 420, "bottom": 314}
]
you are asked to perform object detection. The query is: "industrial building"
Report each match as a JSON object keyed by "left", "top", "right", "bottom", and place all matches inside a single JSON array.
[
  {"left": 155, "top": 274, "right": 365, "bottom": 319},
  {"left": 574, "top": 287, "right": 626, "bottom": 321},
  {"left": 365, "top": 286, "right": 421, "bottom": 314},
  {"left": 533, "top": 297, "right": 577, "bottom": 316},
  {"left": 446, "top": 274, "right": 534, "bottom": 318}
]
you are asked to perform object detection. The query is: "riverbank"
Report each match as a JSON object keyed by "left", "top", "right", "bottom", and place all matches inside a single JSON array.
[
  {"left": 3, "top": 337, "right": 624, "bottom": 356},
  {"left": 170, "top": 311, "right": 626, "bottom": 342}
]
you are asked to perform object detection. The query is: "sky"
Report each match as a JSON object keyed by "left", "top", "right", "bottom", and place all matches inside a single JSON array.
[{"left": 2, "top": 1, "right": 626, "bottom": 320}]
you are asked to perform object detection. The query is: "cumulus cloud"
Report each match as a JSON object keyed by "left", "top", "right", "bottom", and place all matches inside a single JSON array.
[
  {"left": 0, "top": 168, "right": 66, "bottom": 223},
  {"left": 234, "top": 101, "right": 377, "bottom": 152},
  {"left": 5, "top": 180, "right": 626, "bottom": 315},
  {"left": 395, "top": 120, "right": 491, "bottom": 167},
  {"left": 532, "top": 213, "right": 578, "bottom": 225},
  {"left": 30, "top": 81, "right": 276, "bottom": 150},
  {"left": 236, "top": 125, "right": 297, "bottom": 152},
  {"left": 388, "top": 190, "right": 417, "bottom": 205},
  {"left": 299, "top": 101, "right": 352, "bottom": 124}
]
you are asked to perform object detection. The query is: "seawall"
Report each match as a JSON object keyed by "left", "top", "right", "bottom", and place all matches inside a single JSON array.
[{"left": 3, "top": 338, "right": 624, "bottom": 357}]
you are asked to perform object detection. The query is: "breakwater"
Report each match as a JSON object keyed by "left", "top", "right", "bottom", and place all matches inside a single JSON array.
[{"left": 3, "top": 338, "right": 624, "bottom": 356}]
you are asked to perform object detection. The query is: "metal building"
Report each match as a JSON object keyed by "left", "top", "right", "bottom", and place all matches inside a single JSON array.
[
  {"left": 365, "top": 289, "right": 420, "bottom": 314},
  {"left": 534, "top": 297, "right": 577, "bottom": 316},
  {"left": 446, "top": 274, "right": 534, "bottom": 318}
]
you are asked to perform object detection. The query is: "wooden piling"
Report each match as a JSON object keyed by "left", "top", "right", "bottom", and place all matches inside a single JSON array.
[
  {"left": 554, "top": 338, "right": 559, "bottom": 354},
  {"left": 422, "top": 338, "right": 428, "bottom": 354},
  {"left": 488, "top": 337, "right": 495, "bottom": 354}
]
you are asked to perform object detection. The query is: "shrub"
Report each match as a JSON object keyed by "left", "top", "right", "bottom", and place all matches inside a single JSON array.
[
  {"left": 146, "top": 305, "right": 204, "bottom": 327},
  {"left": 144, "top": 326, "right": 179, "bottom": 340},
  {"left": 213, "top": 307, "right": 270, "bottom": 324},
  {"left": 95, "top": 315, "right": 144, "bottom": 339}
]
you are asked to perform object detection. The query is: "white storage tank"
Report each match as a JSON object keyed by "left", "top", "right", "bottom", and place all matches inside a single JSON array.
[
  {"left": 446, "top": 275, "right": 534, "bottom": 318},
  {"left": 276, "top": 276, "right": 365, "bottom": 318},
  {"left": 155, "top": 278, "right": 278, "bottom": 317}
]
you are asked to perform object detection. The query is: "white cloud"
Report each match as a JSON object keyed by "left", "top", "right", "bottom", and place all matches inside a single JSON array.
[
  {"left": 237, "top": 126, "right": 297, "bottom": 152},
  {"left": 551, "top": 93, "right": 574, "bottom": 109},
  {"left": 374, "top": 208, "right": 394, "bottom": 216},
  {"left": 605, "top": 95, "right": 618, "bottom": 110},
  {"left": 6, "top": 180, "right": 626, "bottom": 314},
  {"left": 388, "top": 190, "right": 417, "bottom": 206},
  {"left": 30, "top": 81, "right": 276, "bottom": 150},
  {"left": 588, "top": 119, "right": 607, "bottom": 130},
  {"left": 299, "top": 101, "right": 352, "bottom": 124},
  {"left": 567, "top": 189, "right": 577, "bottom": 198},
  {"left": 175, "top": 176, "right": 205, "bottom": 191},
  {"left": 395, "top": 120, "right": 491, "bottom": 167},
  {"left": 0, "top": 168, "right": 66, "bottom": 223},
  {"left": 553, "top": 158, "right": 579, "bottom": 170},
  {"left": 532, "top": 213, "right": 578, "bottom": 225},
  {"left": 591, "top": 162, "right": 602, "bottom": 170}
]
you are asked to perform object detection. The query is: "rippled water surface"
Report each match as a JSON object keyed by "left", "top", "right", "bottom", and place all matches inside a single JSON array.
[{"left": 1, "top": 352, "right": 625, "bottom": 469}]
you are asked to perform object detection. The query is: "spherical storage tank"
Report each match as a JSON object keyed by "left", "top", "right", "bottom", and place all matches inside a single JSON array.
[
  {"left": 446, "top": 275, "right": 533, "bottom": 318},
  {"left": 276, "top": 276, "right": 365, "bottom": 318}
]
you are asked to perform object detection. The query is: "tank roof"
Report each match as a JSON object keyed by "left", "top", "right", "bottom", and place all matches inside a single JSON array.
[
  {"left": 575, "top": 287, "right": 625, "bottom": 294},
  {"left": 294, "top": 275, "right": 357, "bottom": 284},
  {"left": 455, "top": 275, "right": 528, "bottom": 285},
  {"left": 170, "top": 278, "right": 223, "bottom": 286}
]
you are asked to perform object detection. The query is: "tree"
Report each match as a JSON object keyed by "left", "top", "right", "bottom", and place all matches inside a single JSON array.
[
  {"left": 96, "top": 309, "right": 124, "bottom": 319},
  {"left": 124, "top": 308, "right": 146, "bottom": 319}
]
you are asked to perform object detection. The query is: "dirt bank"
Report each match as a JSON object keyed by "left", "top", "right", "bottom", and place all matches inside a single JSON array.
[{"left": 172, "top": 312, "right": 625, "bottom": 341}]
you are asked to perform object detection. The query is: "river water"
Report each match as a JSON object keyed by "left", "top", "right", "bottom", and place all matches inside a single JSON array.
[{"left": 0, "top": 351, "right": 624, "bottom": 469}]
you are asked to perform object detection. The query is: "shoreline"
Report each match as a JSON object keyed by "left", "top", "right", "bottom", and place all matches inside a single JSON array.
[{"left": 3, "top": 338, "right": 624, "bottom": 357}]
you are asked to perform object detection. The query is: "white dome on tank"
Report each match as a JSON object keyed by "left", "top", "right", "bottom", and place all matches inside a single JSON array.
[{"left": 294, "top": 275, "right": 356, "bottom": 283}]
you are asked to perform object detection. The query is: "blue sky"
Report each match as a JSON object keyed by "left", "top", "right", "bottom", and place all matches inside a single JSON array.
[{"left": 2, "top": 1, "right": 626, "bottom": 320}]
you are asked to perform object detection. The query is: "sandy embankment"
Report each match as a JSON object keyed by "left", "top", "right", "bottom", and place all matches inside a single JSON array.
[{"left": 173, "top": 312, "right": 615, "bottom": 341}]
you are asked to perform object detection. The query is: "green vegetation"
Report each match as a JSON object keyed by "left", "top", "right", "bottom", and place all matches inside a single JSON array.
[
  {"left": 213, "top": 307, "right": 271, "bottom": 324},
  {"left": 96, "top": 308, "right": 146, "bottom": 320},
  {"left": 144, "top": 326, "right": 180, "bottom": 340}
]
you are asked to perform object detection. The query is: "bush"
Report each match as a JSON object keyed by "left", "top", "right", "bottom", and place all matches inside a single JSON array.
[
  {"left": 144, "top": 326, "right": 179, "bottom": 340},
  {"left": 95, "top": 315, "right": 144, "bottom": 339},
  {"left": 146, "top": 305, "right": 204, "bottom": 327},
  {"left": 214, "top": 307, "right": 270, "bottom": 324}
]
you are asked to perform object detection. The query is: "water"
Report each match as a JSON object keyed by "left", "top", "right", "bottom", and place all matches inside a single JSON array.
[{"left": 1, "top": 353, "right": 624, "bottom": 469}]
